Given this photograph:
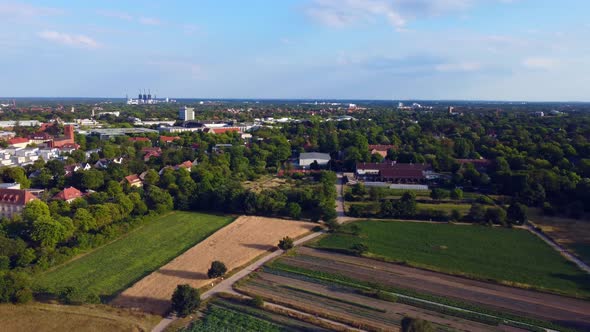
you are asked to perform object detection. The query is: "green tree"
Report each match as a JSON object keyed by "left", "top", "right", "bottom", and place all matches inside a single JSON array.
[
  {"left": 286, "top": 202, "right": 302, "bottom": 219},
  {"left": 278, "top": 236, "right": 294, "bottom": 250},
  {"left": 171, "top": 284, "right": 201, "bottom": 317},
  {"left": 73, "top": 208, "right": 97, "bottom": 232},
  {"left": 207, "top": 261, "right": 227, "bottom": 278},
  {"left": 485, "top": 207, "right": 507, "bottom": 225},
  {"left": 430, "top": 188, "right": 447, "bottom": 200},
  {"left": 507, "top": 203, "right": 528, "bottom": 225},
  {"left": 450, "top": 188, "right": 463, "bottom": 200},
  {"left": 81, "top": 169, "right": 104, "bottom": 190},
  {"left": 0, "top": 271, "right": 32, "bottom": 304},
  {"left": 22, "top": 200, "right": 50, "bottom": 224},
  {"left": 2, "top": 167, "right": 31, "bottom": 188},
  {"left": 30, "top": 215, "right": 66, "bottom": 248}
]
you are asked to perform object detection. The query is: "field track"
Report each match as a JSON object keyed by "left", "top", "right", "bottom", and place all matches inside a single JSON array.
[
  {"left": 288, "top": 247, "right": 590, "bottom": 330},
  {"left": 112, "top": 216, "right": 316, "bottom": 315}
]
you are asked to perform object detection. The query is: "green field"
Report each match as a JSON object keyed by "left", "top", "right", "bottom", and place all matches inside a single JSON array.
[
  {"left": 315, "top": 221, "right": 590, "bottom": 298},
  {"left": 35, "top": 211, "right": 233, "bottom": 298},
  {"left": 184, "top": 305, "right": 283, "bottom": 332},
  {"left": 416, "top": 202, "right": 471, "bottom": 214}
]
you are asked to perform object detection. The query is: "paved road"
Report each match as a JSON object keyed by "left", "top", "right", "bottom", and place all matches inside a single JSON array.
[{"left": 526, "top": 223, "right": 590, "bottom": 274}]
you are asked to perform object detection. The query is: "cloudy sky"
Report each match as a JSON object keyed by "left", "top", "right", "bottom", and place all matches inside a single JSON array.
[{"left": 1, "top": 0, "right": 589, "bottom": 101}]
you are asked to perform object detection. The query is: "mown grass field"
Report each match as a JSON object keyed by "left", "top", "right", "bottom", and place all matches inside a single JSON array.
[
  {"left": 315, "top": 221, "right": 590, "bottom": 298},
  {"left": 35, "top": 211, "right": 233, "bottom": 298},
  {"left": 0, "top": 302, "right": 160, "bottom": 332}
]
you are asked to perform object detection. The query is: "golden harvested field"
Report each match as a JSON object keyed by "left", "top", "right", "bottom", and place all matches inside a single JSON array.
[
  {"left": 112, "top": 216, "right": 316, "bottom": 315},
  {"left": 0, "top": 302, "right": 159, "bottom": 332}
]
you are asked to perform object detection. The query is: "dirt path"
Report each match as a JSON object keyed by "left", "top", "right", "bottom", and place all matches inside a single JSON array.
[
  {"left": 526, "top": 223, "right": 590, "bottom": 274},
  {"left": 289, "top": 247, "right": 590, "bottom": 330},
  {"left": 112, "top": 216, "right": 316, "bottom": 315}
]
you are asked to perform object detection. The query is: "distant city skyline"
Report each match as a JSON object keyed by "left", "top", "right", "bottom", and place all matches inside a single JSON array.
[{"left": 1, "top": 0, "right": 589, "bottom": 101}]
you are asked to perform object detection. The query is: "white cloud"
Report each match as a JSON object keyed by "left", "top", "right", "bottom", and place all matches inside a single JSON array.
[
  {"left": 522, "top": 57, "right": 559, "bottom": 70},
  {"left": 97, "top": 10, "right": 161, "bottom": 26},
  {"left": 96, "top": 10, "right": 132, "bottom": 21},
  {"left": 0, "top": 2, "right": 63, "bottom": 17},
  {"left": 38, "top": 30, "right": 100, "bottom": 49},
  {"left": 305, "top": 0, "right": 515, "bottom": 29},
  {"left": 138, "top": 17, "right": 161, "bottom": 26},
  {"left": 435, "top": 62, "right": 481, "bottom": 72},
  {"left": 306, "top": 0, "right": 406, "bottom": 28}
]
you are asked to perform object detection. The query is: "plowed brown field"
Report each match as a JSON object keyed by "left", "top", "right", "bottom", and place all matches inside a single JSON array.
[{"left": 111, "top": 216, "right": 316, "bottom": 315}]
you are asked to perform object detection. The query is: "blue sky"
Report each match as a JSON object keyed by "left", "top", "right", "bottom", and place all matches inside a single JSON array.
[{"left": 1, "top": 0, "right": 589, "bottom": 101}]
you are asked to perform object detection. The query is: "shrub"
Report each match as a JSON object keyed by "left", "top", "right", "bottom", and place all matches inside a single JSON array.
[
  {"left": 207, "top": 260, "right": 227, "bottom": 278},
  {"left": 0, "top": 271, "right": 32, "bottom": 304},
  {"left": 351, "top": 243, "right": 368, "bottom": 256},
  {"left": 14, "top": 288, "right": 33, "bottom": 304},
  {"left": 59, "top": 286, "right": 85, "bottom": 305},
  {"left": 401, "top": 317, "right": 434, "bottom": 332},
  {"left": 278, "top": 236, "right": 294, "bottom": 250},
  {"left": 249, "top": 295, "right": 264, "bottom": 308},
  {"left": 171, "top": 284, "right": 201, "bottom": 317}
]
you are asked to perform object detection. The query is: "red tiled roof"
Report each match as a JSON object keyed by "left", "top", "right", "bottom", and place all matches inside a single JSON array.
[
  {"left": 356, "top": 162, "right": 429, "bottom": 172},
  {"left": 160, "top": 136, "right": 180, "bottom": 142},
  {"left": 0, "top": 189, "right": 37, "bottom": 205},
  {"left": 8, "top": 137, "right": 29, "bottom": 144},
  {"left": 59, "top": 143, "right": 80, "bottom": 150},
  {"left": 53, "top": 187, "right": 83, "bottom": 201},
  {"left": 123, "top": 174, "right": 142, "bottom": 184},
  {"left": 177, "top": 160, "right": 193, "bottom": 169},
  {"left": 214, "top": 127, "right": 240, "bottom": 134},
  {"left": 142, "top": 147, "right": 162, "bottom": 153},
  {"left": 129, "top": 137, "right": 150, "bottom": 142},
  {"left": 380, "top": 168, "right": 424, "bottom": 179}
]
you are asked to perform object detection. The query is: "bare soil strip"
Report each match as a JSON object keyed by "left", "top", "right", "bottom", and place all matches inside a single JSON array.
[
  {"left": 286, "top": 247, "right": 590, "bottom": 329},
  {"left": 111, "top": 216, "right": 316, "bottom": 315}
]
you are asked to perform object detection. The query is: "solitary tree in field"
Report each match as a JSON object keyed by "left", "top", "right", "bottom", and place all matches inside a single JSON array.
[
  {"left": 207, "top": 261, "right": 227, "bottom": 278},
  {"left": 278, "top": 236, "right": 294, "bottom": 250},
  {"left": 171, "top": 284, "right": 201, "bottom": 317}
]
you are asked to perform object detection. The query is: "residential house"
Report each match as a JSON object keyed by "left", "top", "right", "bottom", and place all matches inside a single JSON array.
[
  {"left": 0, "top": 189, "right": 37, "bottom": 218},
  {"left": 121, "top": 174, "right": 143, "bottom": 188},
  {"left": 299, "top": 152, "right": 331, "bottom": 169},
  {"left": 53, "top": 186, "right": 84, "bottom": 203}
]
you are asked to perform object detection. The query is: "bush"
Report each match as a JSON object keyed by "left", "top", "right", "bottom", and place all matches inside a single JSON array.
[
  {"left": 476, "top": 195, "right": 495, "bottom": 205},
  {"left": 0, "top": 272, "right": 32, "bottom": 304},
  {"left": 249, "top": 295, "right": 264, "bottom": 308},
  {"left": 0, "top": 256, "right": 9, "bottom": 270},
  {"left": 14, "top": 288, "right": 33, "bottom": 304},
  {"left": 450, "top": 188, "right": 463, "bottom": 200},
  {"left": 350, "top": 243, "right": 368, "bottom": 256},
  {"left": 542, "top": 202, "right": 555, "bottom": 216},
  {"left": 401, "top": 317, "right": 434, "bottom": 332},
  {"left": 207, "top": 260, "right": 227, "bottom": 278},
  {"left": 59, "top": 286, "right": 85, "bottom": 305},
  {"left": 278, "top": 236, "right": 294, "bottom": 250},
  {"left": 171, "top": 284, "right": 201, "bottom": 317}
]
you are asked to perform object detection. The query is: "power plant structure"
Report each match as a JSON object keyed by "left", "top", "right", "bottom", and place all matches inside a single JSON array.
[{"left": 126, "top": 89, "right": 175, "bottom": 105}]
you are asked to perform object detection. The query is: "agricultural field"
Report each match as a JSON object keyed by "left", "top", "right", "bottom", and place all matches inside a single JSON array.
[
  {"left": 112, "top": 216, "right": 316, "bottom": 315},
  {"left": 267, "top": 247, "right": 590, "bottom": 331},
  {"left": 314, "top": 221, "right": 590, "bottom": 298},
  {"left": 183, "top": 297, "right": 328, "bottom": 332},
  {"left": 236, "top": 270, "right": 501, "bottom": 332},
  {"left": 529, "top": 208, "right": 590, "bottom": 264},
  {"left": 344, "top": 201, "right": 472, "bottom": 217},
  {"left": 0, "top": 302, "right": 160, "bottom": 332},
  {"left": 35, "top": 211, "right": 233, "bottom": 299}
]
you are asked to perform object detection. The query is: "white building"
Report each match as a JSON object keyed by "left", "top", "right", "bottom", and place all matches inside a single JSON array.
[
  {"left": 299, "top": 152, "right": 331, "bottom": 169},
  {"left": 179, "top": 106, "right": 195, "bottom": 121}
]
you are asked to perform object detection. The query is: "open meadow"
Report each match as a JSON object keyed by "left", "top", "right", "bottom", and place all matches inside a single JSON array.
[
  {"left": 0, "top": 302, "right": 160, "bottom": 332},
  {"left": 314, "top": 220, "right": 590, "bottom": 298},
  {"left": 112, "top": 215, "right": 317, "bottom": 315},
  {"left": 35, "top": 211, "right": 233, "bottom": 299}
]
